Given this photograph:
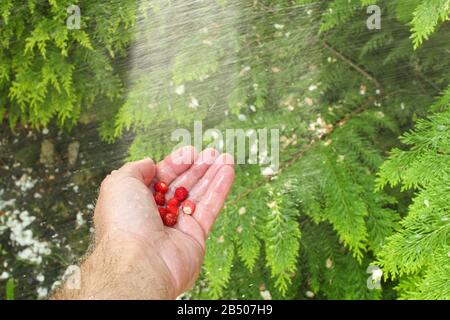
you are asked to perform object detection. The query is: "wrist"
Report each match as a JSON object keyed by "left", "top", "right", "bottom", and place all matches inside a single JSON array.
[{"left": 53, "top": 235, "right": 176, "bottom": 300}]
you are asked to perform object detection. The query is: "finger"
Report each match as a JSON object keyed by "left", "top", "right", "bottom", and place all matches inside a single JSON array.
[
  {"left": 172, "top": 152, "right": 231, "bottom": 248},
  {"left": 165, "top": 148, "right": 220, "bottom": 197},
  {"left": 156, "top": 145, "right": 197, "bottom": 185},
  {"left": 95, "top": 158, "right": 161, "bottom": 239},
  {"left": 189, "top": 153, "right": 234, "bottom": 203},
  {"left": 193, "top": 165, "right": 235, "bottom": 236},
  {"left": 118, "top": 158, "right": 156, "bottom": 186}
]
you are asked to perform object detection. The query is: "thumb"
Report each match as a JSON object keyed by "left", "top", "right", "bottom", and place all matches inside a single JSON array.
[
  {"left": 95, "top": 158, "right": 159, "bottom": 239},
  {"left": 118, "top": 158, "right": 156, "bottom": 186}
]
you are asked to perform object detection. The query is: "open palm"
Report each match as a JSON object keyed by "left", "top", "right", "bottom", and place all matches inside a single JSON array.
[{"left": 93, "top": 146, "right": 235, "bottom": 297}]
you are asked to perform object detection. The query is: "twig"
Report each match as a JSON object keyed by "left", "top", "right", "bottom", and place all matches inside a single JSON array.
[
  {"left": 323, "top": 41, "right": 383, "bottom": 93},
  {"left": 415, "top": 71, "right": 442, "bottom": 93},
  {"left": 228, "top": 97, "right": 377, "bottom": 206}
]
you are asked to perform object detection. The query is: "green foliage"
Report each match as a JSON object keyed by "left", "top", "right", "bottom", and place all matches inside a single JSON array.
[
  {"left": 199, "top": 0, "right": 448, "bottom": 299},
  {"left": 0, "top": 0, "right": 137, "bottom": 137},
  {"left": 376, "top": 89, "right": 450, "bottom": 299},
  {"left": 320, "top": 0, "right": 372, "bottom": 31},
  {"left": 6, "top": 278, "right": 15, "bottom": 300},
  {"left": 410, "top": 0, "right": 450, "bottom": 49},
  {"left": 263, "top": 188, "right": 301, "bottom": 294},
  {"left": 301, "top": 222, "right": 381, "bottom": 299}
]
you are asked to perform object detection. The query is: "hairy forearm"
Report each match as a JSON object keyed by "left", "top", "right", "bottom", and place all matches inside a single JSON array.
[{"left": 51, "top": 239, "right": 175, "bottom": 300}]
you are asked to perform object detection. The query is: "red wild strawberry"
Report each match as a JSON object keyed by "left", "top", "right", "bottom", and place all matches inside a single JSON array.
[
  {"left": 167, "top": 204, "right": 179, "bottom": 215},
  {"left": 163, "top": 213, "right": 178, "bottom": 227},
  {"left": 174, "top": 186, "right": 189, "bottom": 202},
  {"left": 181, "top": 200, "right": 196, "bottom": 215},
  {"left": 158, "top": 207, "right": 168, "bottom": 218},
  {"left": 154, "top": 192, "right": 166, "bottom": 206},
  {"left": 167, "top": 197, "right": 180, "bottom": 208},
  {"left": 154, "top": 181, "right": 169, "bottom": 194}
]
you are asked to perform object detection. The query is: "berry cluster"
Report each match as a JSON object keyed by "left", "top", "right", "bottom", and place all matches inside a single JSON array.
[{"left": 153, "top": 181, "right": 196, "bottom": 227}]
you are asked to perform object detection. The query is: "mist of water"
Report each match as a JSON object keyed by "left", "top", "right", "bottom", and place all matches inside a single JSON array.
[{"left": 121, "top": 0, "right": 322, "bottom": 159}]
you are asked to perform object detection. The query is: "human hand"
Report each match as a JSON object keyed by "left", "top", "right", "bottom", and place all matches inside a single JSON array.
[{"left": 53, "top": 146, "right": 235, "bottom": 300}]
